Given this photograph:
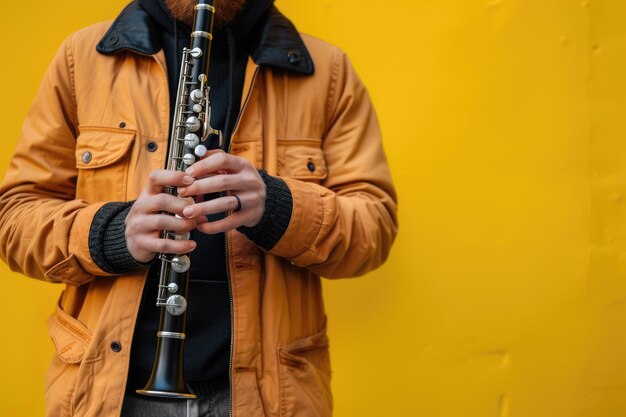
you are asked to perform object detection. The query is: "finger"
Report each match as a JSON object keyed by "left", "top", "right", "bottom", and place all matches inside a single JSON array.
[
  {"left": 185, "top": 151, "right": 248, "bottom": 178},
  {"left": 146, "top": 169, "right": 194, "bottom": 194},
  {"left": 179, "top": 173, "right": 242, "bottom": 196},
  {"left": 196, "top": 213, "right": 246, "bottom": 235},
  {"left": 182, "top": 195, "right": 241, "bottom": 218},
  {"left": 142, "top": 194, "right": 194, "bottom": 216},
  {"left": 143, "top": 214, "right": 200, "bottom": 233},
  {"left": 136, "top": 235, "right": 197, "bottom": 255},
  {"left": 182, "top": 167, "right": 265, "bottom": 197},
  {"left": 196, "top": 148, "right": 223, "bottom": 161}
]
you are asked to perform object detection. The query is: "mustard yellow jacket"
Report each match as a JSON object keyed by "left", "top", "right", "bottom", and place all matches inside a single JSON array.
[{"left": 0, "top": 6, "right": 397, "bottom": 417}]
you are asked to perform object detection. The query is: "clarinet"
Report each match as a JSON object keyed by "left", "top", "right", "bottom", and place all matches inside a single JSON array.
[{"left": 137, "top": 0, "right": 220, "bottom": 399}]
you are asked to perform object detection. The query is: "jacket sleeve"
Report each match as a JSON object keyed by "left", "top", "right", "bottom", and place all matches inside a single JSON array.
[
  {"left": 0, "top": 34, "right": 115, "bottom": 285},
  {"left": 266, "top": 51, "right": 398, "bottom": 278}
]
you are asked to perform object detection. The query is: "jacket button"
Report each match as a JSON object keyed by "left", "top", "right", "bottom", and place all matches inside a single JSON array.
[
  {"left": 119, "top": 122, "right": 126, "bottom": 128},
  {"left": 108, "top": 35, "right": 119, "bottom": 45},
  {"left": 307, "top": 161, "right": 315, "bottom": 172},
  {"left": 287, "top": 51, "right": 300, "bottom": 65},
  {"left": 110, "top": 341, "right": 122, "bottom": 352},
  {"left": 81, "top": 151, "right": 92, "bottom": 164},
  {"left": 147, "top": 141, "right": 158, "bottom": 152}
]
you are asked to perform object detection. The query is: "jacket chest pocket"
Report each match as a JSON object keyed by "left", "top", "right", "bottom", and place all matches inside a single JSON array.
[
  {"left": 75, "top": 127, "right": 136, "bottom": 203},
  {"left": 277, "top": 139, "right": 328, "bottom": 183}
]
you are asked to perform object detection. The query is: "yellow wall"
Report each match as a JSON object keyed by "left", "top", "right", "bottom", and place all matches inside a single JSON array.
[{"left": 0, "top": 1, "right": 623, "bottom": 416}]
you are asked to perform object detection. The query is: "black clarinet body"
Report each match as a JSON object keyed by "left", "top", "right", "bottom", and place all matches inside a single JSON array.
[{"left": 137, "top": 0, "right": 219, "bottom": 399}]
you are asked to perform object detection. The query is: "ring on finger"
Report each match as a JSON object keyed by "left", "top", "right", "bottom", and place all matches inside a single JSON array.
[{"left": 232, "top": 194, "right": 242, "bottom": 212}]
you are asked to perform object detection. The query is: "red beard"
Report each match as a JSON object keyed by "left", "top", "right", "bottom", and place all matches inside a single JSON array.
[{"left": 164, "top": 0, "right": 247, "bottom": 27}]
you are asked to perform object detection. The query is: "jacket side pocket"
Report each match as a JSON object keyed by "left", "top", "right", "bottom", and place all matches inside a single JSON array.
[
  {"left": 44, "top": 299, "right": 93, "bottom": 417},
  {"left": 278, "top": 325, "right": 333, "bottom": 417}
]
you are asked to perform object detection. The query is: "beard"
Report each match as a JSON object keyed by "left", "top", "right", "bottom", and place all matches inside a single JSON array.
[{"left": 164, "top": 0, "right": 247, "bottom": 27}]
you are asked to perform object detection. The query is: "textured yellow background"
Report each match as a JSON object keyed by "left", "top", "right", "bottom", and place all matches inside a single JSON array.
[{"left": 0, "top": 0, "right": 623, "bottom": 416}]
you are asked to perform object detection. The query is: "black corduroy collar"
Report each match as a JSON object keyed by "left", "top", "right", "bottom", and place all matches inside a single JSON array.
[{"left": 96, "top": 0, "right": 314, "bottom": 75}]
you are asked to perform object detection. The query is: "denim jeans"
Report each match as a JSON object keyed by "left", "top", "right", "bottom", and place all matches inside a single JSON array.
[{"left": 121, "top": 377, "right": 230, "bottom": 417}]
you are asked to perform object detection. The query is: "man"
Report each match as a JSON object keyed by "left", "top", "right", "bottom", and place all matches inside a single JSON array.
[{"left": 0, "top": 0, "right": 398, "bottom": 416}]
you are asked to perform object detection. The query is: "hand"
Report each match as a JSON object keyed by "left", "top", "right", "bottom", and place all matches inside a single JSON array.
[
  {"left": 178, "top": 150, "right": 266, "bottom": 234},
  {"left": 125, "top": 170, "right": 206, "bottom": 263}
]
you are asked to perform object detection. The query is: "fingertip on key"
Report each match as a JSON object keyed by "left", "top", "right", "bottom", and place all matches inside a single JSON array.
[{"left": 183, "top": 175, "right": 194, "bottom": 185}]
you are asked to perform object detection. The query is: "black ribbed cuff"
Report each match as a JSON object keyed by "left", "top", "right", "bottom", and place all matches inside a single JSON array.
[
  {"left": 238, "top": 171, "right": 293, "bottom": 251},
  {"left": 89, "top": 202, "right": 149, "bottom": 274}
]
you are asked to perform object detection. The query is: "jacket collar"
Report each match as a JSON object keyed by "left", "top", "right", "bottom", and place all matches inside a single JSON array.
[{"left": 96, "top": 1, "right": 314, "bottom": 75}]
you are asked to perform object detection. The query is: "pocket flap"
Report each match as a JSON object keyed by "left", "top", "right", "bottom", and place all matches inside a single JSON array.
[
  {"left": 46, "top": 299, "right": 92, "bottom": 364},
  {"left": 75, "top": 127, "right": 136, "bottom": 169},
  {"left": 281, "top": 323, "right": 329, "bottom": 354},
  {"left": 277, "top": 142, "right": 328, "bottom": 181}
]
